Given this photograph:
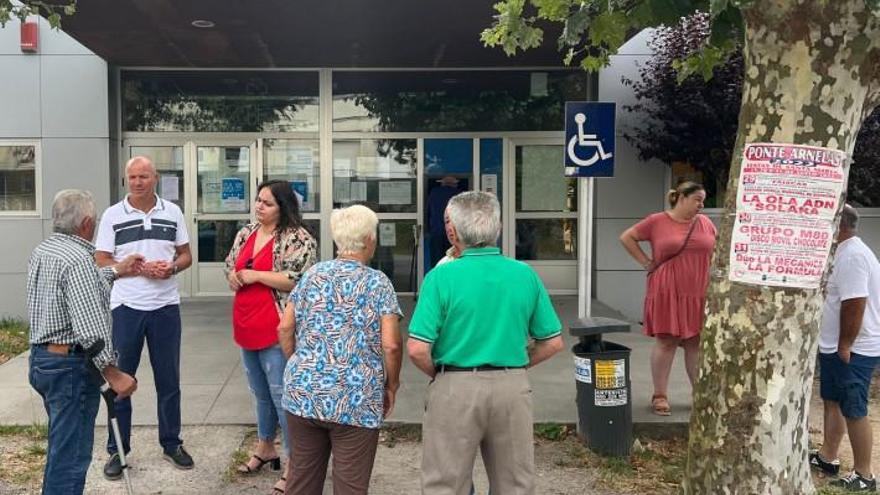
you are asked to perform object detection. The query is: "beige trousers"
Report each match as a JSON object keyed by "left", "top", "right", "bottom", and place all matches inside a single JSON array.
[{"left": 421, "top": 369, "right": 535, "bottom": 495}]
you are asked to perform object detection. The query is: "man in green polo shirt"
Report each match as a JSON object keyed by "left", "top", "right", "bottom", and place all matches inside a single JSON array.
[{"left": 408, "top": 191, "right": 563, "bottom": 495}]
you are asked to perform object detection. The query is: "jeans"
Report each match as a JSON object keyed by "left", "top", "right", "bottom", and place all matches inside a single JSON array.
[
  {"left": 29, "top": 345, "right": 100, "bottom": 495},
  {"left": 107, "top": 304, "right": 182, "bottom": 455},
  {"left": 242, "top": 345, "right": 289, "bottom": 455}
]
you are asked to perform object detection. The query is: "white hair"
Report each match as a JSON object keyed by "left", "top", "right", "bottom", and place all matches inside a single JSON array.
[
  {"left": 52, "top": 189, "right": 96, "bottom": 235},
  {"left": 125, "top": 155, "right": 157, "bottom": 175},
  {"left": 446, "top": 191, "right": 501, "bottom": 248},
  {"left": 331, "top": 205, "right": 378, "bottom": 255}
]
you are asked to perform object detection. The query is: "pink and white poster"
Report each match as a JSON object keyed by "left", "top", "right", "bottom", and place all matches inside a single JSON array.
[{"left": 729, "top": 143, "right": 847, "bottom": 289}]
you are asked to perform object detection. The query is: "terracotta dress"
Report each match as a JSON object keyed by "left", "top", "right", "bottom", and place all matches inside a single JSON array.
[{"left": 635, "top": 212, "right": 717, "bottom": 339}]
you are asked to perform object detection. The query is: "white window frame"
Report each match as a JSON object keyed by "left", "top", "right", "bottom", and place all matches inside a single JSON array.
[{"left": 0, "top": 140, "right": 42, "bottom": 218}]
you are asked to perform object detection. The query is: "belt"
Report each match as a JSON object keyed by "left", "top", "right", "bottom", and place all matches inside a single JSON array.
[
  {"left": 38, "top": 343, "right": 85, "bottom": 356},
  {"left": 438, "top": 364, "right": 525, "bottom": 373}
]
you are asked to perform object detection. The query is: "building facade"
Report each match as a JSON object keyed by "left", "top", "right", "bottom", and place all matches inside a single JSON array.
[{"left": 0, "top": 11, "right": 877, "bottom": 321}]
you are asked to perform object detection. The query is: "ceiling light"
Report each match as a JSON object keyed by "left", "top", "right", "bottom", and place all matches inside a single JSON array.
[{"left": 191, "top": 20, "right": 215, "bottom": 28}]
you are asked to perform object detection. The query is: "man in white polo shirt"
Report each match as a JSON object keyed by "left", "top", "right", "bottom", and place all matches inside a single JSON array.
[
  {"left": 95, "top": 156, "right": 194, "bottom": 479},
  {"left": 809, "top": 205, "right": 880, "bottom": 492}
]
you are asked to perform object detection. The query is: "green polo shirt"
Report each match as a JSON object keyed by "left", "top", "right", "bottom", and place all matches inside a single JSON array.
[{"left": 408, "top": 247, "right": 562, "bottom": 367}]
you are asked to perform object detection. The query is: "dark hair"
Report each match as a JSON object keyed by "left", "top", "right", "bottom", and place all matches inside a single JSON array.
[
  {"left": 258, "top": 180, "right": 302, "bottom": 233},
  {"left": 667, "top": 180, "right": 705, "bottom": 208}
]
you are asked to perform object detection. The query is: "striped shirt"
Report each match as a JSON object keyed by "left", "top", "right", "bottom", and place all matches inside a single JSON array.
[{"left": 27, "top": 233, "right": 117, "bottom": 369}]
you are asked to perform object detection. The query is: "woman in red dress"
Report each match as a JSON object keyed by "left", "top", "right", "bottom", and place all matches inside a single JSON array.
[
  {"left": 224, "top": 180, "right": 317, "bottom": 494},
  {"left": 620, "top": 181, "right": 716, "bottom": 416}
]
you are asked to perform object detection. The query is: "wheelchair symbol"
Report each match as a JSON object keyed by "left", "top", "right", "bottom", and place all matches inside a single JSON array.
[{"left": 567, "top": 113, "right": 613, "bottom": 167}]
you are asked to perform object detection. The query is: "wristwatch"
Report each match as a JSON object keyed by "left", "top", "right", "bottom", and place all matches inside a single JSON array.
[
  {"left": 110, "top": 266, "right": 120, "bottom": 280},
  {"left": 172, "top": 264, "right": 179, "bottom": 275}
]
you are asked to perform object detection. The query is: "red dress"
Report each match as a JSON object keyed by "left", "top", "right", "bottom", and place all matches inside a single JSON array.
[
  {"left": 232, "top": 232, "right": 280, "bottom": 350},
  {"left": 635, "top": 212, "right": 717, "bottom": 339}
]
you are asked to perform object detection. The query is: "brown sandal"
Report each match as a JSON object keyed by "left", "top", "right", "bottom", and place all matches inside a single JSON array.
[{"left": 651, "top": 394, "right": 671, "bottom": 416}]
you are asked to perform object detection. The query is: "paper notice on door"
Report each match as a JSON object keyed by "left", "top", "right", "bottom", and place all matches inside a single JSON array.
[
  {"left": 378, "top": 181, "right": 411, "bottom": 205},
  {"left": 350, "top": 181, "right": 368, "bottom": 202},
  {"left": 379, "top": 223, "right": 396, "bottom": 247},
  {"left": 221, "top": 177, "right": 247, "bottom": 212},
  {"left": 481, "top": 174, "right": 498, "bottom": 195},
  {"left": 160, "top": 175, "right": 179, "bottom": 201}
]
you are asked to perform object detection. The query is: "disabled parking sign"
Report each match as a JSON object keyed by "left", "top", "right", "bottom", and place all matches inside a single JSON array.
[{"left": 564, "top": 102, "right": 615, "bottom": 177}]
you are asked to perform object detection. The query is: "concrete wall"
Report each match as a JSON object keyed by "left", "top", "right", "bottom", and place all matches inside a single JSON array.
[
  {"left": 0, "top": 18, "right": 109, "bottom": 318},
  {"left": 595, "top": 30, "right": 667, "bottom": 320}
]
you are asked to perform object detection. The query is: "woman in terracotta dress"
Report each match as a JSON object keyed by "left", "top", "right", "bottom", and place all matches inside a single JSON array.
[
  {"left": 619, "top": 181, "right": 716, "bottom": 415},
  {"left": 225, "top": 180, "right": 317, "bottom": 494}
]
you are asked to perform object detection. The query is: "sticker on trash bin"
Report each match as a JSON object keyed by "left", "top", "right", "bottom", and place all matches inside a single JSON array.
[
  {"left": 595, "top": 359, "right": 626, "bottom": 389},
  {"left": 595, "top": 388, "right": 628, "bottom": 407},
  {"left": 574, "top": 356, "right": 592, "bottom": 383}
]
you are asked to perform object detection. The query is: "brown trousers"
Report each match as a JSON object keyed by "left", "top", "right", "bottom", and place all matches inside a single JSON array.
[
  {"left": 421, "top": 369, "right": 535, "bottom": 495},
  {"left": 285, "top": 414, "right": 380, "bottom": 495}
]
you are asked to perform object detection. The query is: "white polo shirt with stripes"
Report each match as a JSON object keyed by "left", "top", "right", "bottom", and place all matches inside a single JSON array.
[{"left": 96, "top": 195, "right": 190, "bottom": 311}]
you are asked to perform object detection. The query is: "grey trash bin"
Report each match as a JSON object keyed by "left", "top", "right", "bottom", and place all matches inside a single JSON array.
[{"left": 569, "top": 317, "right": 632, "bottom": 457}]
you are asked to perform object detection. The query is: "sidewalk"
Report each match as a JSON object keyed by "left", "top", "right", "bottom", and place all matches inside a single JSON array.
[{"left": 0, "top": 296, "right": 693, "bottom": 428}]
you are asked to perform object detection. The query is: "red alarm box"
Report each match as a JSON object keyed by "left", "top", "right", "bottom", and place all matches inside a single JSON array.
[{"left": 21, "top": 21, "right": 39, "bottom": 53}]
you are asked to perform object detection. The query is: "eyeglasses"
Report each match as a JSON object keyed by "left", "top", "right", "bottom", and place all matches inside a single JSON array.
[{"left": 245, "top": 258, "right": 253, "bottom": 269}]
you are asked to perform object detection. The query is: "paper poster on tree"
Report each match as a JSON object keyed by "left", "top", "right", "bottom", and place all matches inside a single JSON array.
[{"left": 728, "top": 143, "right": 846, "bottom": 289}]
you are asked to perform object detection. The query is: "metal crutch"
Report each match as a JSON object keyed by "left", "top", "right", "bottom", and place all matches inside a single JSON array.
[{"left": 85, "top": 340, "right": 135, "bottom": 495}]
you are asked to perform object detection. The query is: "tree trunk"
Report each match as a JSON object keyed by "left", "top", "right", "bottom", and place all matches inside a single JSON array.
[{"left": 683, "top": 1, "right": 880, "bottom": 494}]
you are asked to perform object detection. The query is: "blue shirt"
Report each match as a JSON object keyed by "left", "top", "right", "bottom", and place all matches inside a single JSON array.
[{"left": 282, "top": 259, "right": 402, "bottom": 429}]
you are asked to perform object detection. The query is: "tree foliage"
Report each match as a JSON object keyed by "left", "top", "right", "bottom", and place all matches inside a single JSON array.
[
  {"left": 622, "top": 12, "right": 880, "bottom": 208},
  {"left": 0, "top": 0, "right": 76, "bottom": 28}
]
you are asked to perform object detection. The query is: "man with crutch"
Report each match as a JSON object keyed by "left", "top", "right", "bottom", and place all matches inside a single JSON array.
[{"left": 27, "top": 189, "right": 140, "bottom": 495}]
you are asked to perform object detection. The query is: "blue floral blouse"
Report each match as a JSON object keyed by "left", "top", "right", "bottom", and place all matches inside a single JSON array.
[{"left": 282, "top": 259, "right": 402, "bottom": 429}]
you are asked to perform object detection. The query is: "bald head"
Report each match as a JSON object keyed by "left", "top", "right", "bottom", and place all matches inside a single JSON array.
[
  {"left": 839, "top": 204, "right": 859, "bottom": 241},
  {"left": 125, "top": 155, "right": 159, "bottom": 204},
  {"left": 125, "top": 156, "right": 157, "bottom": 176}
]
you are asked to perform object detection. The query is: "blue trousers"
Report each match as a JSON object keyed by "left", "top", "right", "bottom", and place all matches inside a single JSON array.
[
  {"left": 241, "top": 345, "right": 290, "bottom": 456},
  {"left": 29, "top": 345, "right": 100, "bottom": 495},
  {"left": 107, "top": 304, "right": 182, "bottom": 455}
]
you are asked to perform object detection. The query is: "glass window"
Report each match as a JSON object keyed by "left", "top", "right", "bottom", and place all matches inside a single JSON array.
[
  {"left": 130, "top": 146, "right": 184, "bottom": 209},
  {"left": 333, "top": 70, "right": 589, "bottom": 132},
  {"left": 515, "top": 219, "right": 577, "bottom": 260},
  {"left": 197, "top": 220, "right": 248, "bottom": 263},
  {"left": 0, "top": 144, "right": 37, "bottom": 212},
  {"left": 372, "top": 220, "right": 417, "bottom": 292},
  {"left": 263, "top": 139, "right": 320, "bottom": 213},
  {"left": 515, "top": 145, "right": 577, "bottom": 213},
  {"left": 197, "top": 146, "right": 252, "bottom": 214},
  {"left": 480, "top": 138, "right": 503, "bottom": 205},
  {"left": 122, "top": 71, "right": 319, "bottom": 132},
  {"left": 332, "top": 139, "right": 417, "bottom": 213}
]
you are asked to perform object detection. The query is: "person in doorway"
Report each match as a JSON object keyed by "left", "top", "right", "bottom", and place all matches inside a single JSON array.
[
  {"left": 95, "top": 156, "right": 194, "bottom": 478},
  {"left": 280, "top": 204, "right": 403, "bottom": 495},
  {"left": 619, "top": 180, "right": 716, "bottom": 415},
  {"left": 408, "top": 191, "right": 564, "bottom": 495},
  {"left": 427, "top": 175, "right": 461, "bottom": 268},
  {"left": 225, "top": 180, "right": 317, "bottom": 494},
  {"left": 27, "top": 189, "right": 140, "bottom": 495},
  {"left": 809, "top": 205, "right": 880, "bottom": 492}
]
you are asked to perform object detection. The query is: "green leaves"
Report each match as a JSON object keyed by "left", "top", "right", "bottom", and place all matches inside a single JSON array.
[
  {"left": 481, "top": 0, "right": 544, "bottom": 56},
  {"left": 0, "top": 0, "right": 76, "bottom": 29}
]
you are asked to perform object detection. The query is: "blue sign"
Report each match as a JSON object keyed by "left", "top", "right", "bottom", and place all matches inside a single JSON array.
[
  {"left": 221, "top": 177, "right": 245, "bottom": 200},
  {"left": 564, "top": 102, "right": 615, "bottom": 177}
]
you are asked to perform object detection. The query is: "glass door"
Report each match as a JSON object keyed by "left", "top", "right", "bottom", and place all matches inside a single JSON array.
[
  {"left": 190, "top": 141, "right": 257, "bottom": 295},
  {"left": 506, "top": 138, "right": 578, "bottom": 293}
]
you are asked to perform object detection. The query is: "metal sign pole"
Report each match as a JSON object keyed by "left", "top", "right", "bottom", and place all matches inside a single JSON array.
[{"left": 578, "top": 177, "right": 593, "bottom": 319}]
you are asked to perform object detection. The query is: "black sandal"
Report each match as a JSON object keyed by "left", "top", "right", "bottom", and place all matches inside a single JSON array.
[{"left": 237, "top": 454, "right": 281, "bottom": 474}]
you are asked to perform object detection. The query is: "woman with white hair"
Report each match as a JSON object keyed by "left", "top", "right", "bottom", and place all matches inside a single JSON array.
[{"left": 279, "top": 204, "right": 403, "bottom": 495}]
